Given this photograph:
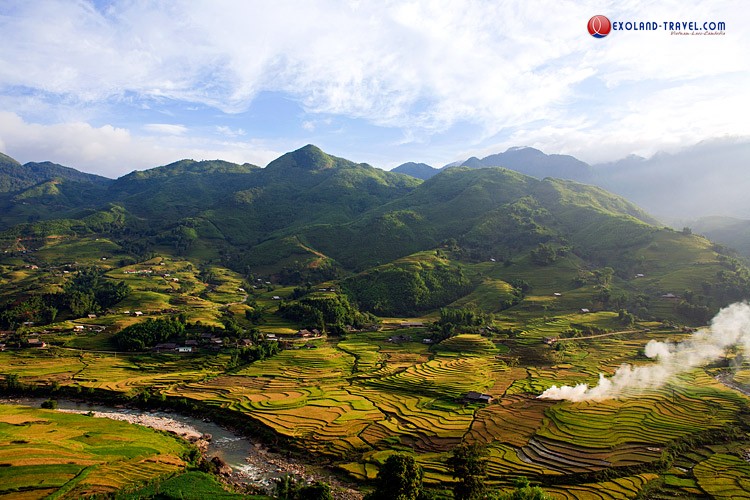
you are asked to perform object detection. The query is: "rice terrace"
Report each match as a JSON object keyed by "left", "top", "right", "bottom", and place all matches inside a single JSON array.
[
  {"left": 1, "top": 2, "right": 750, "bottom": 497},
  {"left": 2, "top": 183, "right": 750, "bottom": 499}
]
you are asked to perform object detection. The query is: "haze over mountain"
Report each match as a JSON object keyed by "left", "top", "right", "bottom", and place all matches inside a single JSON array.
[
  {"left": 453, "top": 147, "right": 593, "bottom": 183},
  {"left": 592, "top": 139, "right": 750, "bottom": 221},
  {"left": 393, "top": 147, "right": 593, "bottom": 182},
  {"left": 392, "top": 140, "right": 750, "bottom": 224}
]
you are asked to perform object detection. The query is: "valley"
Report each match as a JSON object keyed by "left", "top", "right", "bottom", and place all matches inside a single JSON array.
[{"left": 2, "top": 146, "right": 750, "bottom": 498}]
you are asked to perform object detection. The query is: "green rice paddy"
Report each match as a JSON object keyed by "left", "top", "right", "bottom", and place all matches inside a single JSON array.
[{"left": 0, "top": 404, "right": 190, "bottom": 498}]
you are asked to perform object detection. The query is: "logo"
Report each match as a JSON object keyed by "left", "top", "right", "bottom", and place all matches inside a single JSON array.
[{"left": 588, "top": 15, "right": 612, "bottom": 38}]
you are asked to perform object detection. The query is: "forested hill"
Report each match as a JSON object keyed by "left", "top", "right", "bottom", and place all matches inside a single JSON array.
[
  {"left": 2, "top": 144, "right": 749, "bottom": 324},
  {"left": 0, "top": 153, "right": 111, "bottom": 193},
  {"left": 0, "top": 145, "right": 657, "bottom": 275}
]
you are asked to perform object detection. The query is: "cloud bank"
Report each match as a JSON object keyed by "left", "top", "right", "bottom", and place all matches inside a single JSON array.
[
  {"left": 1, "top": 1, "right": 749, "bottom": 172},
  {"left": 539, "top": 302, "right": 750, "bottom": 402}
]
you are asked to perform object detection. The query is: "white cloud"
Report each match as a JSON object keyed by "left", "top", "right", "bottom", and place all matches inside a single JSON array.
[
  {"left": 143, "top": 124, "right": 188, "bottom": 135},
  {"left": 0, "top": 0, "right": 748, "bottom": 167},
  {"left": 0, "top": 112, "right": 281, "bottom": 177},
  {"left": 216, "top": 126, "right": 246, "bottom": 138}
]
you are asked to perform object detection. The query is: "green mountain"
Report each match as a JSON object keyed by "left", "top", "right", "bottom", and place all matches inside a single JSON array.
[
  {"left": 0, "top": 153, "right": 113, "bottom": 229},
  {"left": 391, "top": 162, "right": 440, "bottom": 180},
  {"left": 0, "top": 154, "right": 111, "bottom": 193},
  {"left": 1, "top": 145, "right": 747, "bottom": 323}
]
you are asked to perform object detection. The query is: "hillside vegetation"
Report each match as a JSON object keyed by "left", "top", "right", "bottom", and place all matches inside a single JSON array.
[{"left": 2, "top": 145, "right": 750, "bottom": 498}]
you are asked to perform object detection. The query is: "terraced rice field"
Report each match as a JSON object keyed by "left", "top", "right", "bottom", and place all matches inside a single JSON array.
[
  {"left": 0, "top": 404, "right": 189, "bottom": 498},
  {"left": 693, "top": 453, "right": 750, "bottom": 498},
  {"left": 0, "top": 350, "right": 230, "bottom": 395},
  {"left": 4, "top": 315, "right": 750, "bottom": 498},
  {"left": 544, "top": 473, "right": 659, "bottom": 499}
]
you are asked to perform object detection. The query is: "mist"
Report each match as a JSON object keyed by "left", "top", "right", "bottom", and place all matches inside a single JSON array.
[
  {"left": 538, "top": 302, "right": 750, "bottom": 402},
  {"left": 593, "top": 138, "right": 750, "bottom": 221}
]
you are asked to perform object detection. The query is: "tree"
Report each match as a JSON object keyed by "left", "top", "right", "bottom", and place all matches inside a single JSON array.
[
  {"left": 3, "top": 373, "right": 20, "bottom": 391},
  {"left": 297, "top": 481, "right": 333, "bottom": 500},
  {"left": 499, "top": 477, "right": 551, "bottom": 500},
  {"left": 447, "top": 443, "right": 488, "bottom": 500},
  {"left": 366, "top": 453, "right": 423, "bottom": 500},
  {"left": 274, "top": 475, "right": 333, "bottom": 500}
]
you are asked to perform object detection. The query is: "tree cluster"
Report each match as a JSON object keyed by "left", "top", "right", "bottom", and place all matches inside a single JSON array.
[
  {"left": 0, "top": 267, "right": 130, "bottom": 328},
  {"left": 114, "top": 317, "right": 185, "bottom": 351},
  {"left": 344, "top": 263, "right": 471, "bottom": 316},
  {"left": 274, "top": 475, "right": 333, "bottom": 500},
  {"left": 279, "top": 293, "right": 373, "bottom": 333}
]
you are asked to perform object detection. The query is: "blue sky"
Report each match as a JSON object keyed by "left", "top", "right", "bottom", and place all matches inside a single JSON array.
[{"left": 0, "top": 0, "right": 748, "bottom": 177}]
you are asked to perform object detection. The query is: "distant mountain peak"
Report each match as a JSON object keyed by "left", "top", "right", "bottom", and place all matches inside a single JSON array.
[
  {"left": 266, "top": 144, "right": 336, "bottom": 172},
  {"left": 0, "top": 151, "right": 22, "bottom": 167},
  {"left": 391, "top": 162, "right": 438, "bottom": 180},
  {"left": 0, "top": 154, "right": 111, "bottom": 194},
  {"left": 446, "top": 147, "right": 592, "bottom": 182}
]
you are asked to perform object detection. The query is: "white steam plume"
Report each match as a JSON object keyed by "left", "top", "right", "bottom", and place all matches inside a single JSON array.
[{"left": 538, "top": 302, "right": 750, "bottom": 401}]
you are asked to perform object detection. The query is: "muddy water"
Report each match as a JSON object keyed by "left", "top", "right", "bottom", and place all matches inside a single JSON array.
[{"left": 0, "top": 397, "right": 294, "bottom": 491}]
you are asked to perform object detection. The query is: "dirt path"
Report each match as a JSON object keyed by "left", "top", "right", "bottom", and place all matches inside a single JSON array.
[
  {"left": 555, "top": 329, "right": 640, "bottom": 342},
  {"left": 715, "top": 371, "right": 750, "bottom": 397}
]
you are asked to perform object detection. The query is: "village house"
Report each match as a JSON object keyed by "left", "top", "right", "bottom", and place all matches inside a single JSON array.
[
  {"left": 388, "top": 334, "right": 412, "bottom": 343},
  {"left": 153, "top": 342, "right": 178, "bottom": 352},
  {"left": 464, "top": 391, "right": 493, "bottom": 404},
  {"left": 26, "top": 338, "right": 46, "bottom": 348},
  {"left": 399, "top": 321, "right": 424, "bottom": 328}
]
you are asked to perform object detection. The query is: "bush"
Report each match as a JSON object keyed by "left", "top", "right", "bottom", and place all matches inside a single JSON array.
[{"left": 41, "top": 398, "right": 58, "bottom": 409}]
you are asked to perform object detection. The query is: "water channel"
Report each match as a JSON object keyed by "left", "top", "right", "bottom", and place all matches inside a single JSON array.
[{"left": 0, "top": 397, "right": 307, "bottom": 492}]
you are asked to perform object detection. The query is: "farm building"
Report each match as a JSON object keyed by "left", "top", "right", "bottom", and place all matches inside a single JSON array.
[
  {"left": 400, "top": 321, "right": 424, "bottom": 327},
  {"left": 464, "top": 391, "right": 492, "bottom": 404},
  {"left": 26, "top": 338, "right": 46, "bottom": 348},
  {"left": 153, "top": 343, "right": 178, "bottom": 352}
]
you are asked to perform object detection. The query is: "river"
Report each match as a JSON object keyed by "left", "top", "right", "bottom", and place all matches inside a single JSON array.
[{"left": 0, "top": 397, "right": 308, "bottom": 492}]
